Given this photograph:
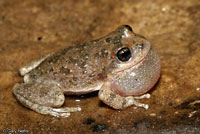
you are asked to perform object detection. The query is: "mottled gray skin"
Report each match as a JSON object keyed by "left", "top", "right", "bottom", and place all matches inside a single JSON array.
[{"left": 13, "top": 25, "right": 160, "bottom": 117}]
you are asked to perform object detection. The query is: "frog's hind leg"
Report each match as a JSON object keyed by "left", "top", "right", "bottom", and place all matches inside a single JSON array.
[
  {"left": 20, "top": 53, "right": 53, "bottom": 76},
  {"left": 13, "top": 82, "right": 81, "bottom": 118},
  {"left": 98, "top": 82, "right": 150, "bottom": 110}
]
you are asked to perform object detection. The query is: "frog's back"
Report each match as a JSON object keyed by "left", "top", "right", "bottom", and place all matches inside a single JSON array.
[{"left": 27, "top": 37, "right": 116, "bottom": 94}]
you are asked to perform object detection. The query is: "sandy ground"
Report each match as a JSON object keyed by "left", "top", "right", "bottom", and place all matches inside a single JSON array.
[{"left": 0, "top": 0, "right": 200, "bottom": 133}]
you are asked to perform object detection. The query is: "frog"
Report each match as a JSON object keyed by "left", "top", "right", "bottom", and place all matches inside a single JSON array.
[{"left": 13, "top": 25, "right": 161, "bottom": 118}]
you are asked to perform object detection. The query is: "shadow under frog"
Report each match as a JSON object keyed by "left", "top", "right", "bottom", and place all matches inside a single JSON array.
[{"left": 13, "top": 25, "right": 161, "bottom": 117}]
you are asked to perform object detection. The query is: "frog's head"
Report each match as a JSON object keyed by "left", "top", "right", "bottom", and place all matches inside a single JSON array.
[
  {"left": 106, "top": 25, "right": 160, "bottom": 96},
  {"left": 110, "top": 25, "right": 151, "bottom": 72}
]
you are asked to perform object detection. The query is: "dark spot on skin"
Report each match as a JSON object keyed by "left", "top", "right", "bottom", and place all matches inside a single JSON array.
[
  {"left": 97, "top": 73, "right": 107, "bottom": 80},
  {"left": 117, "top": 26, "right": 124, "bottom": 33},
  {"left": 72, "top": 77, "right": 78, "bottom": 82},
  {"left": 91, "top": 123, "right": 108, "bottom": 132},
  {"left": 101, "top": 49, "right": 108, "bottom": 57},
  {"left": 122, "top": 98, "right": 127, "bottom": 108},
  {"left": 69, "top": 79, "right": 75, "bottom": 85},
  {"left": 113, "top": 36, "right": 121, "bottom": 46},
  {"left": 60, "top": 66, "right": 70, "bottom": 75},
  {"left": 48, "top": 55, "right": 60, "bottom": 63},
  {"left": 106, "top": 37, "right": 111, "bottom": 43},
  {"left": 68, "top": 56, "right": 78, "bottom": 64},
  {"left": 37, "top": 37, "right": 42, "bottom": 41},
  {"left": 109, "top": 92, "right": 116, "bottom": 100},
  {"left": 49, "top": 68, "right": 54, "bottom": 72},
  {"left": 106, "top": 92, "right": 117, "bottom": 104},
  {"left": 78, "top": 61, "right": 87, "bottom": 68},
  {"left": 94, "top": 52, "right": 100, "bottom": 58},
  {"left": 83, "top": 118, "right": 95, "bottom": 125}
]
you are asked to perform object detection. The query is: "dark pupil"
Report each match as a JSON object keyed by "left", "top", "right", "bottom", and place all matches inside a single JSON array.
[{"left": 117, "top": 47, "right": 131, "bottom": 62}]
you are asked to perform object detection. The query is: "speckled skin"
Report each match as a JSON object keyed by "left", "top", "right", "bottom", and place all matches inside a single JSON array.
[{"left": 13, "top": 25, "right": 160, "bottom": 117}]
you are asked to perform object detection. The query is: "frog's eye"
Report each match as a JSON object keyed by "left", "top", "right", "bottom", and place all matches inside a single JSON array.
[
  {"left": 116, "top": 47, "right": 131, "bottom": 62},
  {"left": 123, "top": 25, "right": 133, "bottom": 32}
]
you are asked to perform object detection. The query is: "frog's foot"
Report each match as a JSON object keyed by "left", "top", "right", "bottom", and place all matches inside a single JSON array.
[
  {"left": 20, "top": 53, "right": 53, "bottom": 76},
  {"left": 132, "top": 93, "right": 151, "bottom": 110},
  {"left": 13, "top": 82, "right": 81, "bottom": 118},
  {"left": 133, "top": 93, "right": 150, "bottom": 99},
  {"left": 98, "top": 82, "right": 150, "bottom": 110}
]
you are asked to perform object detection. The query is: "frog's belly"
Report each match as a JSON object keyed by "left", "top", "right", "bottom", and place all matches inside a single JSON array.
[{"left": 62, "top": 81, "right": 104, "bottom": 95}]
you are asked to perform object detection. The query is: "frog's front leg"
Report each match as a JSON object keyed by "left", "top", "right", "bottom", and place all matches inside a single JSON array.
[
  {"left": 20, "top": 53, "right": 53, "bottom": 76},
  {"left": 98, "top": 82, "right": 150, "bottom": 110},
  {"left": 13, "top": 82, "right": 81, "bottom": 117}
]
